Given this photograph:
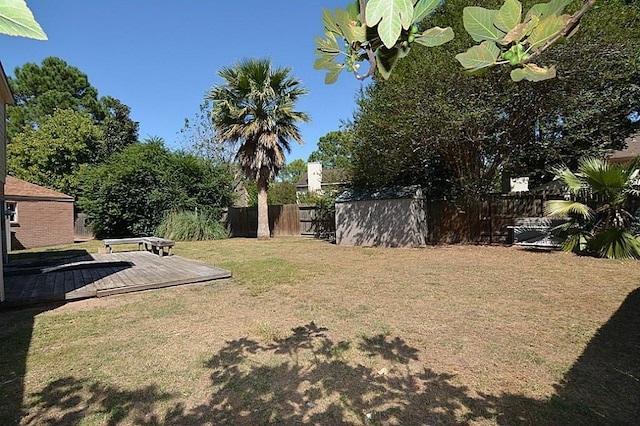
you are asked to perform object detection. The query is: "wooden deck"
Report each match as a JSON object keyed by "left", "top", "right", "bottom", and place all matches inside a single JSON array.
[{"left": 2, "top": 252, "right": 232, "bottom": 308}]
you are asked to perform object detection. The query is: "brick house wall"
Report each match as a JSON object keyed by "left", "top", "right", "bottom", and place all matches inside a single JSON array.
[
  {"left": 9, "top": 198, "right": 74, "bottom": 249},
  {"left": 5, "top": 176, "right": 75, "bottom": 250}
]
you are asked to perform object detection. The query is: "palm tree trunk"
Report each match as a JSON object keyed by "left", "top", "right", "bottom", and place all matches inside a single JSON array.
[{"left": 257, "top": 175, "right": 270, "bottom": 240}]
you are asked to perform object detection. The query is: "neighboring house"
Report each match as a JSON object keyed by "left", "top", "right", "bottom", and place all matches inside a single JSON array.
[
  {"left": 5, "top": 176, "right": 75, "bottom": 250},
  {"left": 0, "top": 62, "right": 14, "bottom": 301},
  {"left": 295, "top": 162, "right": 349, "bottom": 197},
  {"left": 609, "top": 134, "right": 640, "bottom": 165}
]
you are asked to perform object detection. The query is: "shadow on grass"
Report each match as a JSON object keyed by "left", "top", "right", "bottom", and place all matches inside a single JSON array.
[{"left": 11, "top": 289, "right": 640, "bottom": 424}]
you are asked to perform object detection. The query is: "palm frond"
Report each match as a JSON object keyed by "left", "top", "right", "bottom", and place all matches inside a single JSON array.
[
  {"left": 550, "top": 164, "right": 583, "bottom": 194},
  {"left": 589, "top": 228, "right": 640, "bottom": 260},
  {"left": 560, "top": 231, "right": 591, "bottom": 255},
  {"left": 545, "top": 200, "right": 593, "bottom": 220}
]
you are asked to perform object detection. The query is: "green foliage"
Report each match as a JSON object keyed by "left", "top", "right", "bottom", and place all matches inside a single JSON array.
[
  {"left": 207, "top": 58, "right": 310, "bottom": 239},
  {"left": 308, "top": 128, "right": 355, "bottom": 170},
  {"left": 546, "top": 157, "right": 640, "bottom": 259},
  {"left": 7, "top": 57, "right": 139, "bottom": 196},
  {"left": 269, "top": 181, "right": 298, "bottom": 205},
  {"left": 156, "top": 210, "right": 228, "bottom": 241},
  {"left": 79, "top": 139, "right": 235, "bottom": 238},
  {"left": 0, "top": 0, "right": 46, "bottom": 40},
  {"left": 8, "top": 57, "right": 103, "bottom": 139},
  {"left": 455, "top": 0, "right": 577, "bottom": 81},
  {"left": 94, "top": 96, "right": 139, "bottom": 164},
  {"left": 315, "top": 0, "right": 595, "bottom": 83},
  {"left": 180, "top": 99, "right": 237, "bottom": 164},
  {"left": 352, "top": 0, "right": 639, "bottom": 198},
  {"left": 315, "top": 0, "right": 453, "bottom": 83},
  {"left": 7, "top": 109, "right": 102, "bottom": 197},
  {"left": 245, "top": 180, "right": 298, "bottom": 206},
  {"left": 299, "top": 190, "right": 339, "bottom": 239},
  {"left": 278, "top": 159, "right": 307, "bottom": 183}
]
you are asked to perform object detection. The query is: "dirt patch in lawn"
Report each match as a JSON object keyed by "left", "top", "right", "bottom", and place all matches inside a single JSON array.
[{"left": 2, "top": 238, "right": 638, "bottom": 424}]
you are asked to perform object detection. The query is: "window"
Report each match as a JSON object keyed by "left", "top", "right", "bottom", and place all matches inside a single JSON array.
[{"left": 6, "top": 202, "right": 17, "bottom": 223}]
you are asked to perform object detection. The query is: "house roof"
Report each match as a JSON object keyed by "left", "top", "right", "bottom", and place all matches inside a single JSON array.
[
  {"left": 296, "top": 168, "right": 349, "bottom": 188},
  {"left": 336, "top": 185, "right": 423, "bottom": 203},
  {"left": 609, "top": 134, "right": 640, "bottom": 164},
  {"left": 5, "top": 176, "right": 74, "bottom": 201}
]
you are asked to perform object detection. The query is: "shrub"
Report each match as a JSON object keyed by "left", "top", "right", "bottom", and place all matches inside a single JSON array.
[{"left": 156, "top": 210, "right": 228, "bottom": 241}]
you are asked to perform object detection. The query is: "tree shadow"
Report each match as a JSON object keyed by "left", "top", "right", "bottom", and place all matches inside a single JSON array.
[{"left": 12, "top": 289, "right": 640, "bottom": 424}]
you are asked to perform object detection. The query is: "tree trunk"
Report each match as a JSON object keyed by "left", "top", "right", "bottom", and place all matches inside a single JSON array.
[{"left": 256, "top": 175, "right": 270, "bottom": 240}]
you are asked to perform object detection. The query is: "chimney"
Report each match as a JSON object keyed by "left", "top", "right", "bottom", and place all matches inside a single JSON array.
[{"left": 307, "top": 162, "right": 322, "bottom": 192}]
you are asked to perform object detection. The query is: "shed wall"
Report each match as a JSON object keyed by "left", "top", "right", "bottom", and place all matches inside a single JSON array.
[
  {"left": 9, "top": 199, "right": 74, "bottom": 249},
  {"left": 335, "top": 198, "right": 428, "bottom": 247}
]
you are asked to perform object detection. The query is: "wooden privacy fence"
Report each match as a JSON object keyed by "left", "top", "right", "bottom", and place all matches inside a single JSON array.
[
  {"left": 226, "top": 204, "right": 334, "bottom": 238},
  {"left": 74, "top": 213, "right": 94, "bottom": 239},
  {"left": 226, "top": 194, "right": 547, "bottom": 245},
  {"left": 427, "top": 193, "right": 546, "bottom": 244}
]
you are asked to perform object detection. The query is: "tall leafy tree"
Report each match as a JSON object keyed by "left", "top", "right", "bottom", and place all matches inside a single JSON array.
[
  {"left": 207, "top": 58, "right": 310, "bottom": 239},
  {"left": 278, "top": 159, "right": 307, "bottom": 183},
  {"left": 7, "top": 109, "right": 102, "bottom": 197},
  {"left": 7, "top": 57, "right": 139, "bottom": 151},
  {"left": 353, "top": 0, "right": 639, "bottom": 198},
  {"left": 309, "top": 128, "right": 355, "bottom": 170},
  {"left": 94, "top": 96, "right": 139, "bottom": 163},
  {"left": 8, "top": 57, "right": 102, "bottom": 138}
]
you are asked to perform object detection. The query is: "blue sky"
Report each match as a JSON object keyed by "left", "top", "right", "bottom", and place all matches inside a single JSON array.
[{"left": 2, "top": 0, "right": 364, "bottom": 163}]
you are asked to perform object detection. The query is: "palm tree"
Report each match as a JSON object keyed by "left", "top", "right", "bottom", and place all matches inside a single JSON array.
[
  {"left": 546, "top": 157, "right": 640, "bottom": 259},
  {"left": 207, "top": 58, "right": 310, "bottom": 239}
]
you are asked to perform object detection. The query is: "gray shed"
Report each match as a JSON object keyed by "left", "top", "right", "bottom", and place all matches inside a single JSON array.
[{"left": 335, "top": 185, "right": 428, "bottom": 247}]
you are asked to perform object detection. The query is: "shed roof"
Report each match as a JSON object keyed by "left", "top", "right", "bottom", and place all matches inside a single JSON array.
[
  {"left": 5, "top": 176, "right": 74, "bottom": 201},
  {"left": 336, "top": 185, "right": 423, "bottom": 203}
]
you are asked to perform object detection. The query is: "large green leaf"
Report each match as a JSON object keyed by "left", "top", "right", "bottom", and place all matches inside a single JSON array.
[
  {"left": 527, "top": 14, "right": 566, "bottom": 51},
  {"left": 0, "top": 0, "right": 46, "bottom": 40},
  {"left": 324, "top": 65, "right": 344, "bottom": 85},
  {"left": 366, "top": 0, "right": 414, "bottom": 49},
  {"left": 525, "top": 0, "right": 571, "bottom": 21},
  {"left": 545, "top": 0, "right": 574, "bottom": 17},
  {"left": 455, "top": 41, "right": 501, "bottom": 72},
  {"left": 315, "top": 32, "right": 341, "bottom": 55},
  {"left": 494, "top": 0, "right": 522, "bottom": 34},
  {"left": 510, "top": 63, "right": 556, "bottom": 81},
  {"left": 313, "top": 53, "right": 337, "bottom": 70},
  {"left": 414, "top": 26, "right": 454, "bottom": 47},
  {"left": 322, "top": 8, "right": 341, "bottom": 35},
  {"left": 412, "top": 0, "right": 440, "bottom": 22},
  {"left": 463, "top": 6, "right": 502, "bottom": 42},
  {"left": 336, "top": 7, "right": 366, "bottom": 44},
  {"left": 376, "top": 44, "right": 411, "bottom": 79},
  {"left": 502, "top": 14, "right": 538, "bottom": 44}
]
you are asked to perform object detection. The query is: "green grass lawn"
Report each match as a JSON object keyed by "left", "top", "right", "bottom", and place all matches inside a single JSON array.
[{"left": 1, "top": 238, "right": 638, "bottom": 425}]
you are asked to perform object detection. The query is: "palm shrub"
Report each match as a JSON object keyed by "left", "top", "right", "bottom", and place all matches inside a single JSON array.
[
  {"left": 156, "top": 210, "right": 228, "bottom": 241},
  {"left": 546, "top": 157, "right": 640, "bottom": 259}
]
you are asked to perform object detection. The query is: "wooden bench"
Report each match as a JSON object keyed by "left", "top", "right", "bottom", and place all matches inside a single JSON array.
[
  {"left": 104, "top": 237, "right": 144, "bottom": 254},
  {"left": 104, "top": 237, "right": 175, "bottom": 257},
  {"left": 141, "top": 237, "right": 175, "bottom": 257}
]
